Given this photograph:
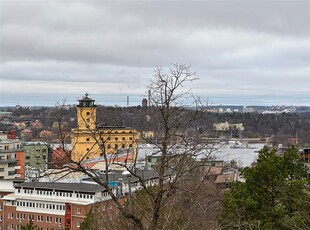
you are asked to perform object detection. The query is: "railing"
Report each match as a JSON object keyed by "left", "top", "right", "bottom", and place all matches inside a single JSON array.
[
  {"left": 0, "top": 159, "right": 17, "bottom": 164},
  {"left": 0, "top": 148, "right": 24, "bottom": 153}
]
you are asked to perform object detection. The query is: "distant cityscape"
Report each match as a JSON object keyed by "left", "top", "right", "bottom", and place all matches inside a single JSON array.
[{"left": 2, "top": 103, "right": 310, "bottom": 114}]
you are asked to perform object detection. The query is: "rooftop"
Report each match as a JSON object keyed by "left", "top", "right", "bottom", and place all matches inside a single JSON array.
[{"left": 15, "top": 182, "right": 105, "bottom": 193}]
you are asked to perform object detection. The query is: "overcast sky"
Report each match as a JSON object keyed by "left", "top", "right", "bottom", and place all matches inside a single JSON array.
[{"left": 1, "top": 1, "right": 310, "bottom": 106}]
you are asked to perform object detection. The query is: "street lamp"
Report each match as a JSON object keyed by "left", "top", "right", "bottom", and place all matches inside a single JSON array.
[
  {"left": 122, "top": 170, "right": 133, "bottom": 230},
  {"left": 127, "top": 175, "right": 133, "bottom": 215},
  {"left": 117, "top": 178, "right": 123, "bottom": 197}
]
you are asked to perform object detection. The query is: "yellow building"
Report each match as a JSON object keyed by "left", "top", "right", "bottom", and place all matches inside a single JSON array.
[{"left": 71, "top": 94, "right": 137, "bottom": 162}]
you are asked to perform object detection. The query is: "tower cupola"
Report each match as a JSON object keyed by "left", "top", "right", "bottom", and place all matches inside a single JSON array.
[
  {"left": 78, "top": 93, "right": 96, "bottom": 108},
  {"left": 76, "top": 93, "right": 97, "bottom": 130}
]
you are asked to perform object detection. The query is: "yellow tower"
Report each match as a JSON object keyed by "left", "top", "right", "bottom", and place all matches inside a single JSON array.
[
  {"left": 76, "top": 93, "right": 97, "bottom": 130},
  {"left": 71, "top": 94, "right": 137, "bottom": 162}
]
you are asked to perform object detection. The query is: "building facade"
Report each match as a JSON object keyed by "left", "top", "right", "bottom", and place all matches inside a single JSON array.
[
  {"left": 71, "top": 94, "right": 137, "bottom": 161},
  {"left": 0, "top": 182, "right": 121, "bottom": 230},
  {"left": 0, "top": 135, "right": 24, "bottom": 180},
  {"left": 23, "top": 142, "right": 51, "bottom": 171}
]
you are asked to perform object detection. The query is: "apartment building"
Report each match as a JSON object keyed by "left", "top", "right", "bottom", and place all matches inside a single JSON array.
[
  {"left": 23, "top": 142, "right": 51, "bottom": 171},
  {"left": 0, "top": 182, "right": 122, "bottom": 230},
  {"left": 0, "top": 134, "right": 24, "bottom": 179}
]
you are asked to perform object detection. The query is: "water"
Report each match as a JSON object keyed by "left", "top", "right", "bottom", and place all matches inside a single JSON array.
[{"left": 213, "top": 143, "right": 265, "bottom": 167}]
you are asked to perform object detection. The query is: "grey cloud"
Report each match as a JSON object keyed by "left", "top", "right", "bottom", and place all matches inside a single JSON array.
[{"left": 1, "top": 1, "right": 310, "bottom": 106}]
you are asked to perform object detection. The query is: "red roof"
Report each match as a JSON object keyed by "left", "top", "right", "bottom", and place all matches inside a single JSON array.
[
  {"left": 215, "top": 174, "right": 234, "bottom": 184},
  {"left": 21, "top": 129, "right": 32, "bottom": 133},
  {"left": 208, "top": 166, "right": 223, "bottom": 175}
]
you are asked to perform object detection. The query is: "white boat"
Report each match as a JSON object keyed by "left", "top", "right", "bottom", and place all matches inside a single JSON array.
[{"left": 230, "top": 141, "right": 257, "bottom": 149}]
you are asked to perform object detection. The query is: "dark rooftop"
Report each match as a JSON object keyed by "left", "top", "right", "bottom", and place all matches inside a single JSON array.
[{"left": 15, "top": 182, "right": 105, "bottom": 193}]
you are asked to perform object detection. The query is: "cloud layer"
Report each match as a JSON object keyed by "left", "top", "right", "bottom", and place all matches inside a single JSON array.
[{"left": 1, "top": 1, "right": 310, "bottom": 106}]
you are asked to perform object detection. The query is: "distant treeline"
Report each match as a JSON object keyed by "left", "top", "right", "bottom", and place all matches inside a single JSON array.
[{"left": 7, "top": 106, "right": 310, "bottom": 147}]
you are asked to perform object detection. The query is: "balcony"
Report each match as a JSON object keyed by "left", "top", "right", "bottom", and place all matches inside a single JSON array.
[
  {"left": 0, "top": 148, "right": 23, "bottom": 153},
  {"left": 0, "top": 159, "right": 17, "bottom": 164},
  {"left": 15, "top": 165, "right": 21, "bottom": 170}
]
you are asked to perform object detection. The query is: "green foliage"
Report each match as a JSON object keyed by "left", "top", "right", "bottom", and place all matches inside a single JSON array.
[
  {"left": 21, "top": 219, "right": 39, "bottom": 230},
  {"left": 221, "top": 146, "right": 310, "bottom": 229},
  {"left": 80, "top": 209, "right": 99, "bottom": 230}
]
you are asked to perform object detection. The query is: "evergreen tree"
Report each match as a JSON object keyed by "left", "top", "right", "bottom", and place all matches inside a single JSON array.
[
  {"left": 221, "top": 146, "right": 310, "bottom": 229},
  {"left": 21, "top": 219, "right": 39, "bottom": 230}
]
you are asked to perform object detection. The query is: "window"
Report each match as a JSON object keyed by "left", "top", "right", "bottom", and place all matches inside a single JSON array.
[
  {"left": 129, "top": 137, "right": 133, "bottom": 140},
  {"left": 115, "top": 137, "right": 118, "bottom": 141},
  {"left": 86, "top": 138, "right": 90, "bottom": 141},
  {"left": 122, "top": 144, "right": 125, "bottom": 149},
  {"left": 77, "top": 221, "right": 81, "bottom": 228},
  {"left": 115, "top": 144, "right": 118, "bottom": 150},
  {"left": 86, "top": 112, "right": 90, "bottom": 116},
  {"left": 107, "top": 144, "right": 111, "bottom": 149},
  {"left": 77, "top": 208, "right": 81, "bottom": 214},
  {"left": 122, "top": 137, "right": 125, "bottom": 140}
]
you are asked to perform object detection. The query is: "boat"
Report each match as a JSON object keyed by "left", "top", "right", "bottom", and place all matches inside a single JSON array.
[
  {"left": 230, "top": 141, "right": 246, "bottom": 149},
  {"left": 230, "top": 141, "right": 257, "bottom": 149}
]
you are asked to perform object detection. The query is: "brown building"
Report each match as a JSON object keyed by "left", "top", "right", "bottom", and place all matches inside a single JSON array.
[
  {"left": 142, "top": 98, "right": 148, "bottom": 108},
  {"left": 0, "top": 182, "right": 124, "bottom": 230}
]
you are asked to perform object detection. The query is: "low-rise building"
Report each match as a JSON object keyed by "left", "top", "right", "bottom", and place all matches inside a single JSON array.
[
  {"left": 20, "top": 130, "right": 32, "bottom": 140},
  {"left": 1, "top": 182, "right": 123, "bottom": 230}
]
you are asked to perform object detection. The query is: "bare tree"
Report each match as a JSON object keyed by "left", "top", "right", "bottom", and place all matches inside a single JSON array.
[{"left": 43, "top": 63, "right": 216, "bottom": 230}]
